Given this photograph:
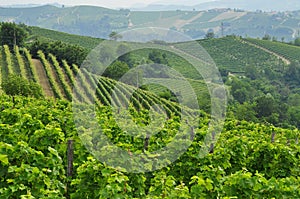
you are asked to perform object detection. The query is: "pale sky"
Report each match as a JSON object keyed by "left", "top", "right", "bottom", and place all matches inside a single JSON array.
[{"left": 0, "top": 0, "right": 210, "bottom": 9}]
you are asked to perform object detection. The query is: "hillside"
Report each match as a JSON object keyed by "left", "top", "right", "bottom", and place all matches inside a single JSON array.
[
  {"left": 27, "top": 26, "right": 292, "bottom": 76},
  {"left": 12, "top": 23, "right": 300, "bottom": 128},
  {"left": 199, "top": 36, "right": 287, "bottom": 73},
  {"left": 245, "top": 38, "right": 300, "bottom": 63},
  {"left": 1, "top": 25, "right": 300, "bottom": 197},
  {"left": 1, "top": 5, "right": 300, "bottom": 40},
  {"left": 0, "top": 45, "right": 195, "bottom": 118},
  {"left": 28, "top": 26, "right": 103, "bottom": 50}
]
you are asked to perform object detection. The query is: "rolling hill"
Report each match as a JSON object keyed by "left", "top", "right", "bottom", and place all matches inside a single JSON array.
[
  {"left": 1, "top": 26, "right": 300, "bottom": 198},
  {"left": 16, "top": 25, "right": 300, "bottom": 122},
  {"left": 26, "top": 25, "right": 294, "bottom": 77},
  {"left": 139, "top": 0, "right": 300, "bottom": 12},
  {"left": 0, "top": 44, "right": 203, "bottom": 119},
  {"left": 1, "top": 5, "right": 300, "bottom": 41}
]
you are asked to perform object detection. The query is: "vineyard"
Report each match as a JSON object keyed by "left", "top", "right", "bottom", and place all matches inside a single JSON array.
[
  {"left": 29, "top": 26, "right": 103, "bottom": 50},
  {"left": 0, "top": 45, "right": 197, "bottom": 117},
  {"left": 245, "top": 38, "right": 300, "bottom": 63},
  {"left": 199, "top": 36, "right": 286, "bottom": 73},
  {"left": 0, "top": 37, "right": 300, "bottom": 198},
  {"left": 0, "top": 93, "right": 299, "bottom": 198}
]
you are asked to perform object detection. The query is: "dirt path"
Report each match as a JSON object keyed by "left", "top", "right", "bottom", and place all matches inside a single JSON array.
[
  {"left": 174, "top": 12, "right": 204, "bottom": 29},
  {"left": 209, "top": 11, "right": 247, "bottom": 22},
  {"left": 242, "top": 40, "right": 291, "bottom": 65},
  {"left": 32, "top": 59, "right": 54, "bottom": 97}
]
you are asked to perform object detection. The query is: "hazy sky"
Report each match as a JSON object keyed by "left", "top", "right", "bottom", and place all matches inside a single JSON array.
[{"left": 0, "top": 0, "right": 211, "bottom": 8}]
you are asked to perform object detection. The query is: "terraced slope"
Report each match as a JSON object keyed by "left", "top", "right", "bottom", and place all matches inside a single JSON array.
[
  {"left": 0, "top": 45, "right": 195, "bottom": 117},
  {"left": 245, "top": 38, "right": 300, "bottom": 63},
  {"left": 198, "top": 36, "right": 287, "bottom": 73}
]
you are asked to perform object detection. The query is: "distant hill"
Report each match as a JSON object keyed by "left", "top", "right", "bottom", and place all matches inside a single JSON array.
[
  {"left": 195, "top": 0, "right": 300, "bottom": 12},
  {"left": 135, "top": 0, "right": 300, "bottom": 12},
  {"left": 1, "top": 5, "right": 300, "bottom": 41}
]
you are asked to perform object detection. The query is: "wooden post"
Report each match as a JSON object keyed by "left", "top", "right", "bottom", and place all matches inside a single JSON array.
[
  {"left": 67, "top": 140, "right": 74, "bottom": 177},
  {"left": 190, "top": 126, "right": 195, "bottom": 141},
  {"left": 209, "top": 132, "right": 215, "bottom": 154},
  {"left": 144, "top": 134, "right": 150, "bottom": 151},
  {"left": 66, "top": 140, "right": 74, "bottom": 199},
  {"left": 271, "top": 132, "right": 275, "bottom": 143}
]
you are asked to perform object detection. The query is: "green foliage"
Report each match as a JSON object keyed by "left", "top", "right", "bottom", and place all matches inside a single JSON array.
[
  {"left": 49, "top": 54, "right": 73, "bottom": 100},
  {"left": 200, "top": 36, "right": 283, "bottom": 73},
  {"left": 1, "top": 74, "right": 44, "bottom": 98},
  {"left": 255, "top": 95, "right": 277, "bottom": 118},
  {"left": 109, "top": 31, "right": 122, "bottom": 41},
  {"left": 23, "top": 48, "right": 39, "bottom": 83},
  {"left": 3, "top": 45, "right": 14, "bottom": 75},
  {"left": 234, "top": 102, "right": 258, "bottom": 122},
  {"left": 262, "top": 34, "right": 271, "bottom": 40},
  {"left": 29, "top": 40, "right": 88, "bottom": 66},
  {"left": 0, "top": 22, "right": 28, "bottom": 49},
  {"left": 246, "top": 38, "right": 300, "bottom": 62},
  {"left": 205, "top": 30, "right": 215, "bottom": 39},
  {"left": 0, "top": 95, "right": 299, "bottom": 198},
  {"left": 148, "top": 50, "right": 168, "bottom": 65},
  {"left": 103, "top": 61, "right": 130, "bottom": 80},
  {"left": 14, "top": 46, "right": 27, "bottom": 79},
  {"left": 245, "top": 65, "right": 259, "bottom": 80},
  {"left": 28, "top": 26, "right": 102, "bottom": 50},
  {"left": 294, "top": 37, "right": 300, "bottom": 46}
]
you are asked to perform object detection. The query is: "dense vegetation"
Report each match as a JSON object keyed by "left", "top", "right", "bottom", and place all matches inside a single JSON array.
[
  {"left": 2, "top": 22, "right": 300, "bottom": 129},
  {"left": 1, "top": 23, "right": 300, "bottom": 197},
  {"left": 0, "top": 94, "right": 300, "bottom": 198}
]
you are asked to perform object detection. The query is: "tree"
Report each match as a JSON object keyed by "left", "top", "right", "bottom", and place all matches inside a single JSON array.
[
  {"left": 28, "top": 40, "right": 88, "bottom": 66},
  {"left": 245, "top": 65, "right": 259, "bottom": 80},
  {"left": 205, "top": 30, "right": 215, "bottom": 39},
  {"left": 294, "top": 37, "right": 300, "bottom": 46},
  {"left": 1, "top": 74, "right": 44, "bottom": 98},
  {"left": 284, "top": 61, "right": 300, "bottom": 83},
  {"left": 0, "top": 22, "right": 28, "bottom": 49},
  {"left": 103, "top": 61, "right": 129, "bottom": 80},
  {"left": 109, "top": 31, "right": 122, "bottom": 41},
  {"left": 255, "top": 95, "right": 277, "bottom": 118},
  {"left": 262, "top": 34, "right": 271, "bottom": 40},
  {"left": 234, "top": 102, "right": 257, "bottom": 122},
  {"left": 148, "top": 50, "right": 168, "bottom": 65}
]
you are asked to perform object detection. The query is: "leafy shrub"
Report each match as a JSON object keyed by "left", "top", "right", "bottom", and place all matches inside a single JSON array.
[{"left": 1, "top": 74, "right": 44, "bottom": 98}]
